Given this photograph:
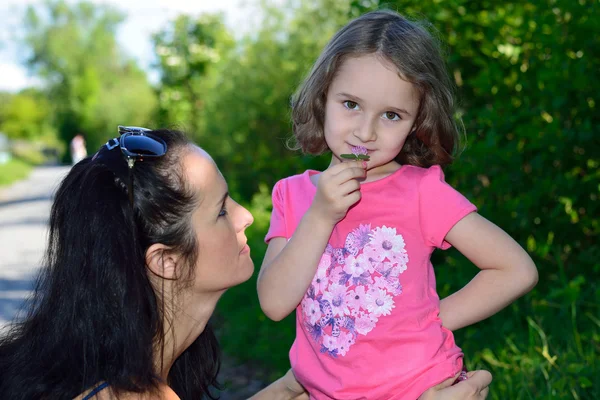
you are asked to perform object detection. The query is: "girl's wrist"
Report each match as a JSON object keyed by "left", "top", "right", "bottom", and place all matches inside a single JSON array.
[{"left": 305, "top": 206, "right": 337, "bottom": 230}]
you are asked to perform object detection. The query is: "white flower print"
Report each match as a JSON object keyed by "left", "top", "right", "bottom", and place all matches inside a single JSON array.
[
  {"left": 322, "top": 333, "right": 340, "bottom": 352},
  {"left": 303, "top": 298, "right": 322, "bottom": 325},
  {"left": 302, "top": 223, "right": 410, "bottom": 358},
  {"left": 312, "top": 266, "right": 328, "bottom": 294},
  {"left": 390, "top": 251, "right": 409, "bottom": 270},
  {"left": 373, "top": 276, "right": 403, "bottom": 296},
  {"left": 330, "top": 266, "right": 345, "bottom": 285},
  {"left": 366, "top": 287, "right": 395, "bottom": 317},
  {"left": 343, "top": 253, "right": 370, "bottom": 278},
  {"left": 317, "top": 252, "right": 332, "bottom": 273},
  {"left": 363, "top": 244, "right": 385, "bottom": 263},
  {"left": 323, "top": 283, "right": 351, "bottom": 316},
  {"left": 366, "top": 226, "right": 407, "bottom": 263},
  {"left": 354, "top": 312, "right": 378, "bottom": 335},
  {"left": 337, "top": 331, "right": 356, "bottom": 356},
  {"left": 346, "top": 286, "right": 368, "bottom": 312}
]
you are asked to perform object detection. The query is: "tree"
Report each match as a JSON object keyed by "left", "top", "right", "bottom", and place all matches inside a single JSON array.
[
  {"left": 200, "top": 0, "right": 352, "bottom": 200},
  {"left": 0, "top": 90, "right": 53, "bottom": 140},
  {"left": 21, "top": 0, "right": 157, "bottom": 153},
  {"left": 152, "top": 13, "right": 233, "bottom": 136},
  {"left": 348, "top": 1, "right": 599, "bottom": 398}
]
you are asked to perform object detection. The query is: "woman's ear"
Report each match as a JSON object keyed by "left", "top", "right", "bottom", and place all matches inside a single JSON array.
[{"left": 145, "top": 243, "right": 181, "bottom": 280}]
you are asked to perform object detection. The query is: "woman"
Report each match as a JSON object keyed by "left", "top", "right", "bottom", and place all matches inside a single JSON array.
[
  {"left": 0, "top": 127, "right": 490, "bottom": 399},
  {"left": 0, "top": 127, "right": 306, "bottom": 399}
]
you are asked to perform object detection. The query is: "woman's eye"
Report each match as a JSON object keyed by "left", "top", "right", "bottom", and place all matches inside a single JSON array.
[
  {"left": 383, "top": 111, "right": 400, "bottom": 121},
  {"left": 343, "top": 101, "right": 359, "bottom": 110},
  {"left": 218, "top": 208, "right": 228, "bottom": 217}
]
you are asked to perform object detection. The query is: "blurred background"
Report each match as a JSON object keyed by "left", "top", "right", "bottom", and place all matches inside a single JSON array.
[{"left": 0, "top": 0, "right": 597, "bottom": 398}]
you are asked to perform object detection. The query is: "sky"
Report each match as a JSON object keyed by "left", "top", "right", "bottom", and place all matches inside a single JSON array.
[{"left": 0, "top": 0, "right": 271, "bottom": 92}]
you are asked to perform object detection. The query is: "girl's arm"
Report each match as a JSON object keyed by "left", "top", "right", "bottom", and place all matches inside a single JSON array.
[
  {"left": 439, "top": 212, "right": 538, "bottom": 331},
  {"left": 257, "top": 161, "right": 366, "bottom": 321}
]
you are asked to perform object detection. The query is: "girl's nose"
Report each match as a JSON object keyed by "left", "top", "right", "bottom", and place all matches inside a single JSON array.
[{"left": 353, "top": 116, "right": 377, "bottom": 142}]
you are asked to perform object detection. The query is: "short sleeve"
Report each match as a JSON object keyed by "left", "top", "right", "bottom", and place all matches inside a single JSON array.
[
  {"left": 265, "top": 179, "right": 288, "bottom": 243},
  {"left": 418, "top": 165, "right": 477, "bottom": 249}
]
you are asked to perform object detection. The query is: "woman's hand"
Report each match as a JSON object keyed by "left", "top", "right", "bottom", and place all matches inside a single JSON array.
[
  {"left": 418, "top": 370, "right": 492, "bottom": 400},
  {"left": 247, "top": 368, "right": 308, "bottom": 400},
  {"left": 281, "top": 368, "right": 309, "bottom": 399}
]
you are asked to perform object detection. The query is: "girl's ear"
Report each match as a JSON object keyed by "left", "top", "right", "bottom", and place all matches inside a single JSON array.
[{"left": 145, "top": 243, "right": 181, "bottom": 280}]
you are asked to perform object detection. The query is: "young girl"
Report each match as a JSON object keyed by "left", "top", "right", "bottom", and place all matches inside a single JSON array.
[{"left": 257, "top": 9, "right": 538, "bottom": 400}]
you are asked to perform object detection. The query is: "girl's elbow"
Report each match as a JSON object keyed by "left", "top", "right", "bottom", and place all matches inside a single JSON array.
[
  {"left": 258, "top": 293, "right": 288, "bottom": 322},
  {"left": 260, "top": 304, "right": 287, "bottom": 322},
  {"left": 520, "top": 260, "right": 539, "bottom": 293}
]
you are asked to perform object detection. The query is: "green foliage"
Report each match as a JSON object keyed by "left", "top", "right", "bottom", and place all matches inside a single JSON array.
[
  {"left": 211, "top": 0, "right": 600, "bottom": 398},
  {"left": 3, "top": 0, "right": 597, "bottom": 397},
  {"left": 21, "top": 0, "right": 157, "bottom": 155},
  {"left": 0, "top": 158, "right": 32, "bottom": 187},
  {"left": 196, "top": 0, "right": 349, "bottom": 200},
  {"left": 0, "top": 90, "right": 55, "bottom": 140},
  {"left": 152, "top": 13, "right": 234, "bottom": 136}
]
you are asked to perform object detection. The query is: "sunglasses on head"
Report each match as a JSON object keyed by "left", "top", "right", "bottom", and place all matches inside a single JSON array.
[
  {"left": 105, "top": 126, "right": 168, "bottom": 168},
  {"left": 97, "top": 125, "right": 168, "bottom": 205}
]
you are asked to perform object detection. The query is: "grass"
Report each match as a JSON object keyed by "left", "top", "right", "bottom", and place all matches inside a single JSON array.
[{"left": 0, "top": 158, "right": 32, "bottom": 187}]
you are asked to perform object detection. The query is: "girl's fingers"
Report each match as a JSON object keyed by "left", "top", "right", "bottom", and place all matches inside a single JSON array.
[
  {"left": 331, "top": 165, "right": 366, "bottom": 185},
  {"left": 339, "top": 178, "right": 361, "bottom": 196},
  {"left": 329, "top": 160, "right": 364, "bottom": 175}
]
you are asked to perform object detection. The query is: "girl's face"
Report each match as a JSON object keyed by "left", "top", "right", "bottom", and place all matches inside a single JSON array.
[
  {"left": 182, "top": 146, "right": 255, "bottom": 293},
  {"left": 323, "top": 54, "right": 420, "bottom": 178}
]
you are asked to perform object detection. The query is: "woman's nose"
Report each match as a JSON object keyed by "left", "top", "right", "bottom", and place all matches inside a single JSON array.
[{"left": 237, "top": 203, "right": 254, "bottom": 231}]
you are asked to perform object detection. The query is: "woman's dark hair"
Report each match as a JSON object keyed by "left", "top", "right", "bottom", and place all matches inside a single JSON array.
[
  {"left": 291, "top": 9, "right": 462, "bottom": 167},
  {"left": 0, "top": 129, "right": 220, "bottom": 399}
]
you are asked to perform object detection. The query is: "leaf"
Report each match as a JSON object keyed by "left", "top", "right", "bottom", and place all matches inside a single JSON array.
[{"left": 340, "top": 154, "right": 358, "bottom": 159}]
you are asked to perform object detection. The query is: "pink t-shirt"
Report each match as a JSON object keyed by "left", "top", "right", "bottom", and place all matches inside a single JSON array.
[{"left": 265, "top": 165, "right": 477, "bottom": 399}]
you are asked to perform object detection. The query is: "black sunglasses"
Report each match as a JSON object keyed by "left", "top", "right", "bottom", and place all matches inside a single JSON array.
[
  {"left": 106, "top": 126, "right": 168, "bottom": 167},
  {"left": 101, "top": 126, "right": 168, "bottom": 205}
]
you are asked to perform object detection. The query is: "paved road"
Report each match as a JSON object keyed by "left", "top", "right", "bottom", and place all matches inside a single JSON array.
[{"left": 0, "top": 166, "right": 70, "bottom": 330}]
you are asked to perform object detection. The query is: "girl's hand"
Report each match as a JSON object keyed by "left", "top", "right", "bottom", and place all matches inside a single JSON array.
[
  {"left": 418, "top": 370, "right": 492, "bottom": 400},
  {"left": 310, "top": 161, "right": 366, "bottom": 225}
]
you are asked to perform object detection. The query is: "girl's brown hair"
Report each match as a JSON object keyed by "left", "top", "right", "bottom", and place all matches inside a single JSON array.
[{"left": 291, "top": 9, "right": 463, "bottom": 167}]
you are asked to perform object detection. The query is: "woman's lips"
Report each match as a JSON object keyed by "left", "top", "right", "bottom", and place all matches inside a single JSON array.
[{"left": 240, "top": 244, "right": 250, "bottom": 255}]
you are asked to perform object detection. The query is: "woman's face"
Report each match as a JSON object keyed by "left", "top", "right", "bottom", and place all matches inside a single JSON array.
[{"left": 182, "top": 146, "right": 254, "bottom": 293}]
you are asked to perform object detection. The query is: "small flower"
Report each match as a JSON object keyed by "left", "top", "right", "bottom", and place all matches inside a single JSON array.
[
  {"left": 312, "top": 266, "right": 329, "bottom": 294},
  {"left": 340, "top": 145, "right": 370, "bottom": 161},
  {"left": 323, "top": 333, "right": 341, "bottom": 352},
  {"left": 323, "top": 283, "right": 351, "bottom": 316},
  {"left": 337, "top": 331, "right": 356, "bottom": 356},
  {"left": 346, "top": 286, "right": 368, "bottom": 311},
  {"left": 343, "top": 253, "right": 369, "bottom": 278},
  {"left": 354, "top": 312, "right": 378, "bottom": 335},
  {"left": 366, "top": 226, "right": 407, "bottom": 263},
  {"left": 373, "top": 275, "right": 402, "bottom": 296},
  {"left": 317, "top": 253, "right": 332, "bottom": 273},
  {"left": 303, "top": 298, "right": 323, "bottom": 325},
  {"left": 352, "top": 145, "right": 369, "bottom": 156},
  {"left": 366, "top": 288, "right": 395, "bottom": 317}
]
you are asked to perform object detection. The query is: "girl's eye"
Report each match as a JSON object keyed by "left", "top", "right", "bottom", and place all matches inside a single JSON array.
[
  {"left": 343, "top": 101, "right": 359, "bottom": 110},
  {"left": 218, "top": 208, "right": 228, "bottom": 217},
  {"left": 383, "top": 111, "right": 400, "bottom": 121}
]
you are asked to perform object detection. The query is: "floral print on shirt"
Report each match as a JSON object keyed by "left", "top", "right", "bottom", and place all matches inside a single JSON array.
[{"left": 301, "top": 224, "right": 409, "bottom": 357}]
